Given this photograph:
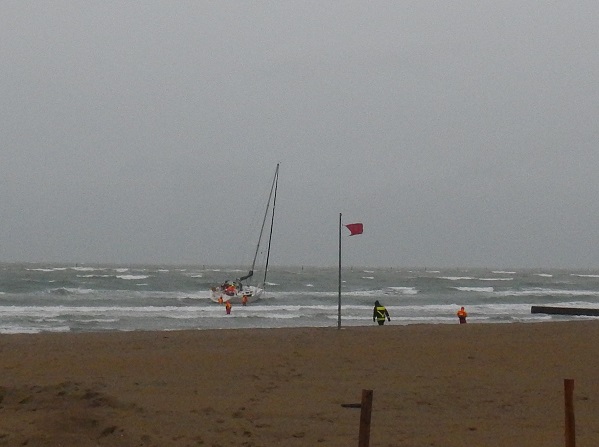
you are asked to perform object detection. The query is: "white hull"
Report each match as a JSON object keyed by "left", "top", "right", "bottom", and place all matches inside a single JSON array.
[{"left": 210, "top": 285, "right": 263, "bottom": 304}]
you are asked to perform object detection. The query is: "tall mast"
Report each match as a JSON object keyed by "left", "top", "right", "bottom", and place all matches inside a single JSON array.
[
  {"left": 262, "top": 164, "right": 279, "bottom": 285},
  {"left": 248, "top": 163, "right": 279, "bottom": 278}
]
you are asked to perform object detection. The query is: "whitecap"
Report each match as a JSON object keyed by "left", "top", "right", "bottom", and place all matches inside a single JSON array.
[
  {"left": 496, "top": 288, "right": 599, "bottom": 297},
  {"left": 386, "top": 287, "right": 418, "bottom": 295},
  {"left": 77, "top": 274, "right": 112, "bottom": 278},
  {"left": 71, "top": 267, "right": 99, "bottom": 272},
  {"left": 478, "top": 277, "right": 514, "bottom": 281},
  {"left": 453, "top": 286, "right": 494, "bottom": 293},
  {"left": 439, "top": 276, "right": 474, "bottom": 281}
]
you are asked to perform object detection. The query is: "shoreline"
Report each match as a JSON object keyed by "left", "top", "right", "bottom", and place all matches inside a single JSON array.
[
  {"left": 1, "top": 321, "right": 599, "bottom": 446},
  {"left": 1, "top": 313, "right": 593, "bottom": 335}
]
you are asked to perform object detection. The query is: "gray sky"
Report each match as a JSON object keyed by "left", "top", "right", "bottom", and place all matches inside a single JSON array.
[{"left": 1, "top": 1, "right": 599, "bottom": 268}]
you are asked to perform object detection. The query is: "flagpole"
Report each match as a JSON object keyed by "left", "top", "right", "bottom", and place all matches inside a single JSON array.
[{"left": 338, "top": 212, "right": 342, "bottom": 329}]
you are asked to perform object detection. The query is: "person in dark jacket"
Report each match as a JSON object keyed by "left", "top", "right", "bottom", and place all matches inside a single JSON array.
[{"left": 373, "top": 300, "right": 390, "bottom": 325}]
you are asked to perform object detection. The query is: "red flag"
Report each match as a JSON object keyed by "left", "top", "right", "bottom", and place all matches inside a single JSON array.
[{"left": 345, "top": 223, "right": 363, "bottom": 236}]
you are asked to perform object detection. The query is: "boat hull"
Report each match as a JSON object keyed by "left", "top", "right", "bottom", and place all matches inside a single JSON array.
[{"left": 210, "top": 285, "right": 263, "bottom": 304}]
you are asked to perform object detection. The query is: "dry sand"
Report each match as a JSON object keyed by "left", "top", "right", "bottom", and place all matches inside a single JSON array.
[{"left": 1, "top": 321, "right": 598, "bottom": 446}]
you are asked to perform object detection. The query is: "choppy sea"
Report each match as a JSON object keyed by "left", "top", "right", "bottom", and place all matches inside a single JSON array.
[{"left": 1, "top": 263, "right": 599, "bottom": 334}]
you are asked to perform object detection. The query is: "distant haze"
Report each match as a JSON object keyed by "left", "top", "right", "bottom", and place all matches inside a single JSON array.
[{"left": 2, "top": 2, "right": 599, "bottom": 268}]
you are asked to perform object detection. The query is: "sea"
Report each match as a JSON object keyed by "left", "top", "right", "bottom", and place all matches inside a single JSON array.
[{"left": 1, "top": 263, "right": 599, "bottom": 334}]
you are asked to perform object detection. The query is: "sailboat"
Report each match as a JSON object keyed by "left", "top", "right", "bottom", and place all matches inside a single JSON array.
[{"left": 210, "top": 163, "right": 279, "bottom": 304}]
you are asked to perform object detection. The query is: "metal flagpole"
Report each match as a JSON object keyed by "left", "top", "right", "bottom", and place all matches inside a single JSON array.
[{"left": 338, "top": 213, "right": 342, "bottom": 329}]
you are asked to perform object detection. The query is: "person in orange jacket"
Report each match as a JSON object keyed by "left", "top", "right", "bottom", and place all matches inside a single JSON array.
[
  {"left": 457, "top": 306, "right": 468, "bottom": 324},
  {"left": 225, "top": 300, "right": 232, "bottom": 315}
]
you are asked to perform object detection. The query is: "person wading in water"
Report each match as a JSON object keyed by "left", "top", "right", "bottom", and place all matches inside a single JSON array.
[{"left": 457, "top": 306, "right": 468, "bottom": 324}]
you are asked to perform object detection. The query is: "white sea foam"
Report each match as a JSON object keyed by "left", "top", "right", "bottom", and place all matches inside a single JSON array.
[
  {"left": 385, "top": 287, "right": 418, "bottom": 295},
  {"left": 535, "top": 273, "right": 553, "bottom": 277},
  {"left": 28, "top": 268, "right": 64, "bottom": 272},
  {"left": 453, "top": 286, "right": 494, "bottom": 293},
  {"left": 77, "top": 274, "right": 112, "bottom": 278},
  {"left": 74, "top": 318, "right": 120, "bottom": 323},
  {"left": 0, "top": 326, "right": 43, "bottom": 334},
  {"left": 492, "top": 271, "right": 517, "bottom": 274},
  {"left": 495, "top": 288, "right": 599, "bottom": 297},
  {"left": 343, "top": 290, "right": 384, "bottom": 297},
  {"left": 439, "top": 276, "right": 474, "bottom": 281},
  {"left": 72, "top": 267, "right": 100, "bottom": 272},
  {"left": 117, "top": 275, "right": 149, "bottom": 280},
  {"left": 478, "top": 277, "right": 514, "bottom": 281},
  {"left": 572, "top": 274, "right": 599, "bottom": 278}
]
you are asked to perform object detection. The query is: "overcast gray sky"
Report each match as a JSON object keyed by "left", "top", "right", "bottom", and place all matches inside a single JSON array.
[{"left": 1, "top": 1, "right": 598, "bottom": 268}]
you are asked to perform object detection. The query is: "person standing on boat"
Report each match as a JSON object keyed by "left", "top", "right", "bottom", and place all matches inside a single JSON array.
[
  {"left": 373, "top": 300, "right": 390, "bottom": 326},
  {"left": 457, "top": 306, "right": 468, "bottom": 324}
]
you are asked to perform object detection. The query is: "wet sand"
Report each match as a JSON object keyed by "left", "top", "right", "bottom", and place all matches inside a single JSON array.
[{"left": 1, "top": 321, "right": 598, "bottom": 446}]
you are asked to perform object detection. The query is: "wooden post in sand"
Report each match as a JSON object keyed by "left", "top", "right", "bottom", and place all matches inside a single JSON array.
[
  {"left": 564, "top": 379, "right": 575, "bottom": 447},
  {"left": 358, "top": 389, "right": 373, "bottom": 447}
]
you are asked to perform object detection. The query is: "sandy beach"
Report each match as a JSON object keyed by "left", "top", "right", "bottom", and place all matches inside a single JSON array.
[{"left": 1, "top": 321, "right": 598, "bottom": 446}]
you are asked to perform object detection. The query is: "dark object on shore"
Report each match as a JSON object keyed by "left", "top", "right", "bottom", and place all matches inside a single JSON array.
[
  {"left": 341, "top": 403, "right": 362, "bottom": 408},
  {"left": 531, "top": 306, "right": 599, "bottom": 316}
]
